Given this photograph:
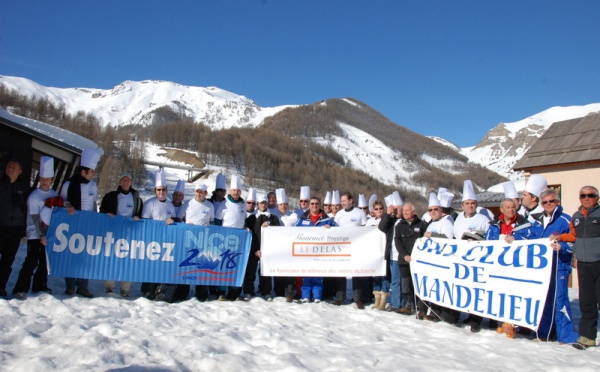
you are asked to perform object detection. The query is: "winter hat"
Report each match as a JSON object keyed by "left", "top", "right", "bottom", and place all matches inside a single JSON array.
[
  {"left": 524, "top": 175, "right": 547, "bottom": 198},
  {"left": 230, "top": 174, "right": 242, "bottom": 190},
  {"left": 358, "top": 194, "right": 368, "bottom": 208},
  {"left": 300, "top": 186, "right": 310, "bottom": 200},
  {"left": 276, "top": 188, "right": 288, "bottom": 204},
  {"left": 174, "top": 180, "right": 185, "bottom": 194},
  {"left": 247, "top": 188, "right": 257, "bottom": 202},
  {"left": 195, "top": 182, "right": 208, "bottom": 191},
  {"left": 462, "top": 180, "right": 478, "bottom": 202},
  {"left": 154, "top": 171, "right": 167, "bottom": 188},
  {"left": 215, "top": 174, "right": 226, "bottom": 190},
  {"left": 439, "top": 191, "right": 455, "bottom": 208},
  {"left": 119, "top": 173, "right": 132, "bottom": 181},
  {"left": 324, "top": 191, "right": 332, "bottom": 205},
  {"left": 428, "top": 192, "right": 441, "bottom": 208},
  {"left": 39, "top": 156, "right": 54, "bottom": 178},
  {"left": 331, "top": 190, "right": 341, "bottom": 205},
  {"left": 80, "top": 148, "right": 100, "bottom": 169},
  {"left": 502, "top": 181, "right": 519, "bottom": 199},
  {"left": 392, "top": 191, "right": 403, "bottom": 206}
]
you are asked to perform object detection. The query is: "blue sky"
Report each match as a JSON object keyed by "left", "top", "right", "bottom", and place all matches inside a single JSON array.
[{"left": 2, "top": 1, "right": 599, "bottom": 147}]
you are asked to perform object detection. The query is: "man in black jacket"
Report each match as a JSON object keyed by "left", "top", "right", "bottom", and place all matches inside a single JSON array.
[
  {"left": 99, "top": 173, "right": 143, "bottom": 296},
  {"left": 394, "top": 202, "right": 428, "bottom": 316},
  {"left": 0, "top": 160, "right": 28, "bottom": 297}
]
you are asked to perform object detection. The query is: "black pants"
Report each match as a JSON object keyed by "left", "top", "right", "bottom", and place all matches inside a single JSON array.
[
  {"left": 13, "top": 239, "right": 49, "bottom": 293},
  {"left": 243, "top": 252, "right": 259, "bottom": 296},
  {"left": 577, "top": 260, "right": 600, "bottom": 340},
  {"left": 0, "top": 226, "right": 23, "bottom": 291},
  {"left": 258, "top": 262, "right": 273, "bottom": 296}
]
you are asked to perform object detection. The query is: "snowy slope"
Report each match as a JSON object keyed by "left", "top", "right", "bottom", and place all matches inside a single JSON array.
[
  {"left": 461, "top": 103, "right": 600, "bottom": 180},
  {"left": 0, "top": 75, "right": 292, "bottom": 129}
]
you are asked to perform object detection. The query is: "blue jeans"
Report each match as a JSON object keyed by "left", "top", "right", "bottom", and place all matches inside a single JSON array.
[{"left": 389, "top": 260, "right": 401, "bottom": 309}]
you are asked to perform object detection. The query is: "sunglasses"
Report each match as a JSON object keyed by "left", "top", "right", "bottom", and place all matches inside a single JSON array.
[
  {"left": 428, "top": 208, "right": 440, "bottom": 212},
  {"left": 156, "top": 188, "right": 167, "bottom": 192},
  {"left": 246, "top": 202, "right": 256, "bottom": 205},
  {"left": 580, "top": 193, "right": 599, "bottom": 199},
  {"left": 360, "top": 207, "right": 368, "bottom": 210},
  {"left": 541, "top": 199, "right": 557, "bottom": 205},
  {"left": 374, "top": 208, "right": 383, "bottom": 211},
  {"left": 310, "top": 202, "right": 320, "bottom": 205}
]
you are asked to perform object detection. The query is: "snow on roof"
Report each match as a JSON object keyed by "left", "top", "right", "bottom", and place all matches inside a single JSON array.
[{"left": 0, "top": 107, "right": 103, "bottom": 156}]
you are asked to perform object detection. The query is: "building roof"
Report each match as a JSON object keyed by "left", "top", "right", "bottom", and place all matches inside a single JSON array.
[
  {"left": 513, "top": 112, "right": 600, "bottom": 171},
  {"left": 0, "top": 107, "right": 103, "bottom": 156}
]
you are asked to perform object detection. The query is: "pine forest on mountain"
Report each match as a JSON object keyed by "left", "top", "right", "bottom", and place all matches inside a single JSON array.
[{"left": 0, "top": 84, "right": 506, "bottom": 211}]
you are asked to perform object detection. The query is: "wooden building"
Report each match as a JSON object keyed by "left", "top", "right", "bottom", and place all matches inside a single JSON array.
[{"left": 0, "top": 107, "right": 103, "bottom": 191}]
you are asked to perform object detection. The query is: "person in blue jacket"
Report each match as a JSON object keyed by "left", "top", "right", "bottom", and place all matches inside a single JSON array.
[
  {"left": 530, "top": 189, "right": 579, "bottom": 344},
  {"left": 295, "top": 196, "right": 336, "bottom": 303}
]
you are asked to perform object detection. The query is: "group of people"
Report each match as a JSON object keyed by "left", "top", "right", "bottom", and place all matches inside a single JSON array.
[{"left": 1, "top": 149, "right": 599, "bottom": 350}]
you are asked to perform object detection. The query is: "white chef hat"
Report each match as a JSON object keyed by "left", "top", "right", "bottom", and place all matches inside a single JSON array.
[
  {"left": 174, "top": 180, "right": 185, "bottom": 194},
  {"left": 524, "top": 175, "right": 547, "bottom": 198},
  {"left": 230, "top": 174, "right": 242, "bottom": 190},
  {"left": 439, "top": 191, "right": 455, "bottom": 208},
  {"left": 428, "top": 192, "right": 441, "bottom": 207},
  {"left": 392, "top": 191, "right": 403, "bottom": 206},
  {"left": 462, "top": 180, "right": 478, "bottom": 202},
  {"left": 502, "top": 181, "right": 519, "bottom": 199},
  {"left": 39, "top": 156, "right": 54, "bottom": 178},
  {"left": 384, "top": 194, "right": 394, "bottom": 208},
  {"left": 276, "top": 188, "right": 288, "bottom": 204},
  {"left": 257, "top": 193, "right": 268, "bottom": 203},
  {"left": 195, "top": 182, "right": 208, "bottom": 191},
  {"left": 215, "top": 174, "right": 226, "bottom": 190},
  {"left": 247, "top": 187, "right": 257, "bottom": 202},
  {"left": 358, "top": 194, "right": 368, "bottom": 208},
  {"left": 331, "top": 190, "right": 341, "bottom": 205},
  {"left": 368, "top": 194, "right": 377, "bottom": 210},
  {"left": 155, "top": 171, "right": 166, "bottom": 188},
  {"left": 80, "top": 148, "right": 100, "bottom": 169},
  {"left": 300, "top": 186, "right": 310, "bottom": 200},
  {"left": 324, "top": 191, "right": 332, "bottom": 204}
]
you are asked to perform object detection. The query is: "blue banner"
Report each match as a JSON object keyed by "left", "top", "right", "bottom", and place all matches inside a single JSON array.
[{"left": 46, "top": 209, "right": 252, "bottom": 286}]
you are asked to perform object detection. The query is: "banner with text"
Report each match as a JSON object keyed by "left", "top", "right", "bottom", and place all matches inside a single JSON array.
[
  {"left": 411, "top": 237, "right": 553, "bottom": 330},
  {"left": 260, "top": 226, "right": 386, "bottom": 277},
  {"left": 46, "top": 209, "right": 252, "bottom": 286}
]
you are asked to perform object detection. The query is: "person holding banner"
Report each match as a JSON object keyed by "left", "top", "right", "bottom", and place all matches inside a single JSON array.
[
  {"left": 424, "top": 192, "right": 457, "bottom": 323},
  {"left": 99, "top": 172, "right": 143, "bottom": 297},
  {"left": 530, "top": 189, "right": 578, "bottom": 344},
  {"left": 334, "top": 192, "right": 368, "bottom": 308},
  {"left": 141, "top": 171, "right": 178, "bottom": 301},
  {"left": 485, "top": 197, "right": 536, "bottom": 338},
  {"left": 551, "top": 185, "right": 600, "bottom": 350},
  {"left": 295, "top": 196, "right": 335, "bottom": 303},
  {"left": 218, "top": 175, "right": 247, "bottom": 301},
  {"left": 12, "top": 157, "right": 56, "bottom": 299},
  {"left": 521, "top": 175, "right": 547, "bottom": 223},
  {"left": 60, "top": 148, "right": 101, "bottom": 298},
  {"left": 182, "top": 182, "right": 215, "bottom": 302},
  {"left": 209, "top": 174, "right": 227, "bottom": 226},
  {"left": 172, "top": 180, "right": 186, "bottom": 221},
  {"left": 250, "top": 193, "right": 280, "bottom": 301},
  {"left": 374, "top": 193, "right": 402, "bottom": 311},
  {"left": 395, "top": 202, "right": 427, "bottom": 317},
  {"left": 274, "top": 188, "right": 299, "bottom": 302}
]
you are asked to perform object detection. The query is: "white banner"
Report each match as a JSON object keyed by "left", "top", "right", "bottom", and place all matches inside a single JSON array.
[
  {"left": 260, "top": 226, "right": 386, "bottom": 277},
  {"left": 411, "top": 237, "right": 553, "bottom": 330}
]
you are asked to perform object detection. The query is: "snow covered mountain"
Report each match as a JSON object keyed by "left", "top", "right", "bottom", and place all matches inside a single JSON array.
[
  {"left": 461, "top": 103, "right": 600, "bottom": 180},
  {"left": 0, "top": 75, "right": 291, "bottom": 129}
]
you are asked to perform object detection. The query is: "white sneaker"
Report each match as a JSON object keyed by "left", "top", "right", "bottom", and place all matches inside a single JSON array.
[
  {"left": 301, "top": 298, "right": 309, "bottom": 303},
  {"left": 314, "top": 299, "right": 321, "bottom": 304}
]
